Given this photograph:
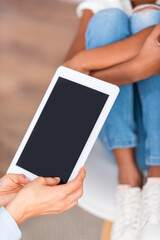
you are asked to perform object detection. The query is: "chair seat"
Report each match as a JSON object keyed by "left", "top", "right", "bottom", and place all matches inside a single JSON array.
[{"left": 79, "top": 139, "right": 118, "bottom": 222}]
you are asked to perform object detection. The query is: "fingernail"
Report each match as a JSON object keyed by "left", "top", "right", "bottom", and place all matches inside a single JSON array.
[{"left": 55, "top": 177, "right": 60, "bottom": 181}]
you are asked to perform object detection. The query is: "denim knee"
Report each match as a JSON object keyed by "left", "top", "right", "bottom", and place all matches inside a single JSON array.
[
  {"left": 130, "top": 10, "right": 160, "bottom": 34},
  {"left": 86, "top": 8, "right": 130, "bottom": 50}
]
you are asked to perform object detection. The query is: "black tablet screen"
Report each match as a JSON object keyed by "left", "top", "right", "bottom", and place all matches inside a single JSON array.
[{"left": 16, "top": 77, "right": 109, "bottom": 183}]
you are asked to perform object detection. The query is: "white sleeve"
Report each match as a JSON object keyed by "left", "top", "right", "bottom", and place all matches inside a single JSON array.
[
  {"left": 76, "top": 0, "right": 133, "bottom": 17},
  {"left": 0, "top": 207, "right": 22, "bottom": 240},
  {"left": 77, "top": 0, "right": 108, "bottom": 17}
]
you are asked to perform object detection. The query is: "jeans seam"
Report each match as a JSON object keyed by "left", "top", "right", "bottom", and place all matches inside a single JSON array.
[
  {"left": 109, "top": 143, "right": 137, "bottom": 150},
  {"left": 107, "top": 137, "right": 137, "bottom": 142},
  {"left": 147, "top": 156, "right": 160, "bottom": 159},
  {"left": 146, "top": 157, "right": 160, "bottom": 166},
  {"left": 107, "top": 138, "right": 137, "bottom": 150}
]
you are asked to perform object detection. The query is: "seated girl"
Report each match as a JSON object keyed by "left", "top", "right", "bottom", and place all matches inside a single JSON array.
[{"left": 64, "top": 0, "right": 160, "bottom": 240}]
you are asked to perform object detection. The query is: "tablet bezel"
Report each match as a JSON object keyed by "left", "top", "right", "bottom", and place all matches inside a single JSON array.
[{"left": 7, "top": 66, "right": 119, "bottom": 182}]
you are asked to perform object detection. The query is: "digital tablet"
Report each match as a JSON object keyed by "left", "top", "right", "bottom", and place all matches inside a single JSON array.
[{"left": 7, "top": 66, "right": 119, "bottom": 184}]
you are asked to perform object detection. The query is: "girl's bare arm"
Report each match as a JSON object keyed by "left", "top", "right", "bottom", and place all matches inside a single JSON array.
[
  {"left": 91, "top": 23, "right": 160, "bottom": 86},
  {"left": 91, "top": 58, "right": 141, "bottom": 86},
  {"left": 64, "top": 9, "right": 93, "bottom": 61},
  {"left": 66, "top": 26, "right": 154, "bottom": 72}
]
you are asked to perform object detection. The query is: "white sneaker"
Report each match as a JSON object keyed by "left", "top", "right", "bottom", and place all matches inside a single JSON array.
[
  {"left": 111, "top": 185, "right": 141, "bottom": 240},
  {"left": 140, "top": 178, "right": 160, "bottom": 240}
]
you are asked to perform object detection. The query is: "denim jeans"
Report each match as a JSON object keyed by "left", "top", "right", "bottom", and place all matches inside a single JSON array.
[{"left": 86, "top": 8, "right": 160, "bottom": 169}]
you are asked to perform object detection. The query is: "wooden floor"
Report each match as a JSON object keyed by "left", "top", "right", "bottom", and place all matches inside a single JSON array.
[
  {"left": 0, "top": 3, "right": 113, "bottom": 240},
  {"left": 0, "top": 0, "right": 78, "bottom": 177}
]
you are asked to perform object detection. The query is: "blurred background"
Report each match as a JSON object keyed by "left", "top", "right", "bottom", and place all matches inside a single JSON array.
[{"left": 0, "top": 0, "right": 103, "bottom": 239}]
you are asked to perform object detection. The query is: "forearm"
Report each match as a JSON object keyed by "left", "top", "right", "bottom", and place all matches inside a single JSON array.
[
  {"left": 76, "top": 26, "right": 154, "bottom": 71},
  {"left": 64, "top": 10, "right": 93, "bottom": 61},
  {"left": 65, "top": 35, "right": 85, "bottom": 62},
  {"left": 90, "top": 57, "right": 145, "bottom": 86}
]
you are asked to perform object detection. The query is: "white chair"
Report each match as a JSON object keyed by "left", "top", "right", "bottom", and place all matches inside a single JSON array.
[
  {"left": 79, "top": 138, "right": 147, "bottom": 240},
  {"left": 79, "top": 139, "right": 118, "bottom": 240}
]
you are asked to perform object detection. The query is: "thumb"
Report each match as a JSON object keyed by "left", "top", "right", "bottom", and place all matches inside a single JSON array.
[
  {"left": 45, "top": 177, "right": 61, "bottom": 186},
  {"left": 75, "top": 167, "right": 86, "bottom": 182}
]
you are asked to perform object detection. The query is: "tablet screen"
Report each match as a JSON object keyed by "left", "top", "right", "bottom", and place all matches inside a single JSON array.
[{"left": 16, "top": 77, "right": 109, "bottom": 183}]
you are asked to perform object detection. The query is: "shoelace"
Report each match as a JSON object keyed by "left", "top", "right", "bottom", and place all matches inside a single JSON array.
[
  {"left": 112, "top": 194, "right": 124, "bottom": 239},
  {"left": 123, "top": 191, "right": 141, "bottom": 232},
  {"left": 142, "top": 185, "right": 160, "bottom": 226},
  {"left": 113, "top": 190, "right": 141, "bottom": 239}
]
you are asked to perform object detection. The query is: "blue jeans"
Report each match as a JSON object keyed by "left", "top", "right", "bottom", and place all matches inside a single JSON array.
[{"left": 86, "top": 8, "right": 160, "bottom": 169}]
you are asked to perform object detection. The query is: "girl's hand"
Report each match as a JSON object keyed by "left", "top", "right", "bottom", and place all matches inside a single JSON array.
[
  {"left": 0, "top": 174, "right": 30, "bottom": 207},
  {"left": 134, "top": 23, "right": 160, "bottom": 80},
  {"left": 63, "top": 53, "right": 90, "bottom": 75}
]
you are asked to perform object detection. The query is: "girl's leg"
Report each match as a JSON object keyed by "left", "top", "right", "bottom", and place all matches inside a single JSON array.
[
  {"left": 86, "top": 8, "right": 142, "bottom": 187},
  {"left": 86, "top": 8, "right": 130, "bottom": 49},
  {"left": 129, "top": 10, "right": 160, "bottom": 240},
  {"left": 114, "top": 148, "right": 143, "bottom": 187},
  {"left": 130, "top": 9, "right": 160, "bottom": 176},
  {"left": 137, "top": 74, "right": 160, "bottom": 176}
]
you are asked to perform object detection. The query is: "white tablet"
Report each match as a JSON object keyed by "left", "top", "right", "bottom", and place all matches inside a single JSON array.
[{"left": 7, "top": 66, "right": 119, "bottom": 184}]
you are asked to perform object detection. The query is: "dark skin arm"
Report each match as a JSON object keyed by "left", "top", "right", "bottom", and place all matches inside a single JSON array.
[
  {"left": 64, "top": 9, "right": 155, "bottom": 74},
  {"left": 64, "top": 10, "right": 93, "bottom": 61},
  {"left": 91, "top": 23, "right": 160, "bottom": 86},
  {"left": 91, "top": 58, "right": 141, "bottom": 86},
  {"left": 65, "top": 26, "right": 155, "bottom": 73},
  {"left": 132, "top": 0, "right": 157, "bottom": 8},
  {"left": 64, "top": 2, "right": 159, "bottom": 85}
]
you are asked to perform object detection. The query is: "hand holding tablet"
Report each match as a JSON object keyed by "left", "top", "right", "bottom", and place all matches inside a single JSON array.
[
  {"left": 7, "top": 67, "right": 119, "bottom": 183},
  {"left": 6, "top": 167, "right": 86, "bottom": 225}
]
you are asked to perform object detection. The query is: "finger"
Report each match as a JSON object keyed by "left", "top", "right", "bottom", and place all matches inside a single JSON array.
[
  {"left": 67, "top": 187, "right": 83, "bottom": 204},
  {"left": 64, "top": 200, "right": 78, "bottom": 212},
  {"left": 63, "top": 167, "right": 86, "bottom": 195},
  {"left": 70, "top": 167, "right": 86, "bottom": 186},
  {"left": 45, "top": 177, "right": 61, "bottom": 186},
  {"left": 8, "top": 174, "right": 30, "bottom": 185}
]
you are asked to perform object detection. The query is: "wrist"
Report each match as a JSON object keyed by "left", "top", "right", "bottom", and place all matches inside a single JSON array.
[
  {"left": 129, "top": 57, "right": 146, "bottom": 83},
  {"left": 6, "top": 198, "right": 27, "bottom": 225},
  {"left": 0, "top": 196, "right": 7, "bottom": 207},
  {"left": 130, "top": 53, "right": 157, "bottom": 83},
  {"left": 74, "top": 51, "right": 90, "bottom": 72}
]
